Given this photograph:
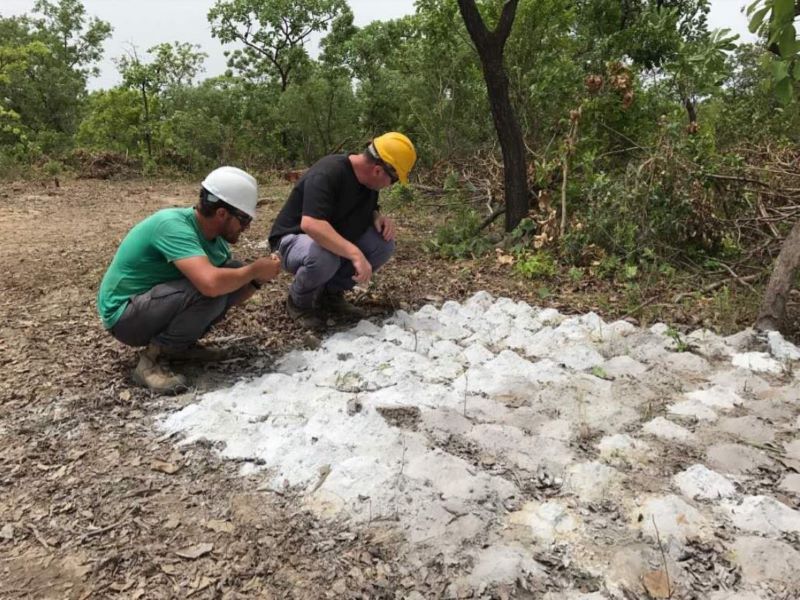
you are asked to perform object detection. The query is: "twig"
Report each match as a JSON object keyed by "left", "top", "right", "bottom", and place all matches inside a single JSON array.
[
  {"left": 672, "top": 273, "right": 761, "bottom": 303},
  {"left": 716, "top": 262, "right": 758, "bottom": 294},
  {"left": 479, "top": 208, "right": 505, "bottom": 231},
  {"left": 77, "top": 511, "right": 133, "bottom": 545},
  {"left": 621, "top": 295, "right": 662, "bottom": 319},
  {"left": 702, "top": 172, "right": 767, "bottom": 187},
  {"left": 27, "top": 524, "right": 51, "bottom": 551},
  {"left": 651, "top": 516, "right": 672, "bottom": 598}
]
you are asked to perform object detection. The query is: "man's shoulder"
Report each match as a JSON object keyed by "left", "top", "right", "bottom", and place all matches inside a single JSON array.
[
  {"left": 148, "top": 207, "right": 195, "bottom": 231},
  {"left": 307, "top": 154, "right": 350, "bottom": 177}
]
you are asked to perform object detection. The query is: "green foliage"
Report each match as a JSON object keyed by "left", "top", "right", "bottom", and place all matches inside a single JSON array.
[
  {"left": 0, "top": 0, "right": 797, "bottom": 289},
  {"left": 747, "top": 0, "right": 800, "bottom": 104},
  {"left": 209, "top": 0, "right": 348, "bottom": 89},
  {"left": 666, "top": 326, "right": 692, "bottom": 352},
  {"left": 568, "top": 266, "right": 584, "bottom": 282},
  {"left": 0, "top": 1, "right": 110, "bottom": 156},
  {"left": 514, "top": 251, "right": 557, "bottom": 279},
  {"left": 426, "top": 208, "right": 492, "bottom": 259}
]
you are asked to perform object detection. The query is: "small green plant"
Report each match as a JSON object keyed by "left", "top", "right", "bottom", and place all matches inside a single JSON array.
[
  {"left": 591, "top": 366, "right": 612, "bottom": 380},
  {"left": 666, "top": 326, "right": 691, "bottom": 352},
  {"left": 594, "top": 255, "right": 621, "bottom": 279},
  {"left": 568, "top": 266, "right": 584, "bottom": 282},
  {"left": 509, "top": 217, "right": 537, "bottom": 247},
  {"left": 658, "top": 262, "right": 677, "bottom": 278},
  {"left": 425, "top": 208, "right": 492, "bottom": 259},
  {"left": 382, "top": 182, "right": 417, "bottom": 210},
  {"left": 514, "top": 251, "right": 556, "bottom": 279},
  {"left": 42, "top": 159, "right": 63, "bottom": 186}
]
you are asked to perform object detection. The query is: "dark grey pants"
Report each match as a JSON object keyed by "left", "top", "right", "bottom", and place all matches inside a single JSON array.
[
  {"left": 110, "top": 264, "right": 243, "bottom": 349},
  {"left": 278, "top": 227, "right": 395, "bottom": 309}
]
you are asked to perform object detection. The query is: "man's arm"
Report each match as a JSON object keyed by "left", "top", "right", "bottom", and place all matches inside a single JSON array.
[
  {"left": 300, "top": 215, "right": 372, "bottom": 283},
  {"left": 174, "top": 255, "right": 280, "bottom": 297}
]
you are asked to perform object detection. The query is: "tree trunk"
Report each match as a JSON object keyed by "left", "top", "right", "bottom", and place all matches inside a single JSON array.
[
  {"left": 756, "top": 219, "right": 800, "bottom": 332},
  {"left": 457, "top": 0, "right": 528, "bottom": 232}
]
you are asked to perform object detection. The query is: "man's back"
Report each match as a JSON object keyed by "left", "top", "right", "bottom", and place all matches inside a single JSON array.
[
  {"left": 269, "top": 154, "right": 378, "bottom": 250},
  {"left": 97, "top": 207, "right": 230, "bottom": 328}
]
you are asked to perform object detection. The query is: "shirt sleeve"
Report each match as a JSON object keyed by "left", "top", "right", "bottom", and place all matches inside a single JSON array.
[
  {"left": 301, "top": 171, "right": 337, "bottom": 221},
  {"left": 152, "top": 218, "right": 207, "bottom": 262}
]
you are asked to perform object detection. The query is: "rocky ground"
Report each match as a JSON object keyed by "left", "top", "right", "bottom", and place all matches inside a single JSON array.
[{"left": 1, "top": 178, "right": 798, "bottom": 599}]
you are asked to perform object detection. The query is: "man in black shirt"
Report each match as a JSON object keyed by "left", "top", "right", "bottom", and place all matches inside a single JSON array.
[{"left": 269, "top": 132, "right": 416, "bottom": 328}]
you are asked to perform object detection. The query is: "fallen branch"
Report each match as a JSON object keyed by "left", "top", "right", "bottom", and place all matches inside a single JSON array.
[
  {"left": 672, "top": 273, "right": 761, "bottom": 303},
  {"left": 651, "top": 516, "right": 673, "bottom": 598},
  {"left": 479, "top": 208, "right": 505, "bottom": 231}
]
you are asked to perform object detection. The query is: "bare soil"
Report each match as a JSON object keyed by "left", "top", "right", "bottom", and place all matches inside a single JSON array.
[{"left": 0, "top": 177, "right": 791, "bottom": 598}]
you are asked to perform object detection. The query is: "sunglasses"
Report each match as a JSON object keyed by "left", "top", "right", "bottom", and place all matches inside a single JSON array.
[
  {"left": 378, "top": 160, "right": 398, "bottom": 184},
  {"left": 227, "top": 206, "right": 252, "bottom": 227}
]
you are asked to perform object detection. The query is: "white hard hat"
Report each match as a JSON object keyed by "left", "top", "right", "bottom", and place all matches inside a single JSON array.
[{"left": 201, "top": 166, "right": 258, "bottom": 218}]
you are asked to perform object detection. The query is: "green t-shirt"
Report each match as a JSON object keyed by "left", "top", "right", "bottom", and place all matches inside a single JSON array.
[{"left": 97, "top": 207, "right": 231, "bottom": 329}]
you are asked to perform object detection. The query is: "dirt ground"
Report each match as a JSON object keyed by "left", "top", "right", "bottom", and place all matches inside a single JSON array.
[{"left": 0, "top": 177, "right": 792, "bottom": 599}]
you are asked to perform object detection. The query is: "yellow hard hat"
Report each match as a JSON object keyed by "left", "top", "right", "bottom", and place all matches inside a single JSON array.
[{"left": 372, "top": 132, "right": 416, "bottom": 184}]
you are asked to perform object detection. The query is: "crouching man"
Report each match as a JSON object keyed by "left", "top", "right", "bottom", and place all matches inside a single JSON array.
[
  {"left": 97, "top": 166, "right": 281, "bottom": 393},
  {"left": 268, "top": 132, "right": 416, "bottom": 329}
]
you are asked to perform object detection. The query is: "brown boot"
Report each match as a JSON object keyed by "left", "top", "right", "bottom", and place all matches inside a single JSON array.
[
  {"left": 132, "top": 344, "right": 188, "bottom": 393},
  {"left": 286, "top": 295, "right": 325, "bottom": 330},
  {"left": 160, "top": 344, "right": 229, "bottom": 363},
  {"left": 319, "top": 290, "right": 366, "bottom": 320}
]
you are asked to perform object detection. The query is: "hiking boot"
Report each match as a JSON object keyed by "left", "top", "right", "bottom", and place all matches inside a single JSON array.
[
  {"left": 160, "top": 344, "right": 229, "bottom": 363},
  {"left": 132, "top": 344, "right": 188, "bottom": 394},
  {"left": 319, "top": 289, "right": 366, "bottom": 320},
  {"left": 286, "top": 295, "right": 325, "bottom": 330}
]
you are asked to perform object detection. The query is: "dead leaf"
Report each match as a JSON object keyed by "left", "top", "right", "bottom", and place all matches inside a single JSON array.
[
  {"left": 161, "top": 564, "right": 180, "bottom": 575},
  {"left": 1, "top": 524, "right": 14, "bottom": 540},
  {"left": 643, "top": 570, "right": 671, "bottom": 598},
  {"left": 175, "top": 542, "right": 214, "bottom": 559},
  {"left": 118, "top": 389, "right": 131, "bottom": 402},
  {"left": 48, "top": 464, "right": 68, "bottom": 480},
  {"left": 206, "top": 519, "right": 235, "bottom": 534},
  {"left": 495, "top": 250, "right": 514, "bottom": 266},
  {"left": 150, "top": 459, "right": 181, "bottom": 474},
  {"left": 67, "top": 449, "right": 86, "bottom": 461},
  {"left": 188, "top": 575, "right": 216, "bottom": 596},
  {"left": 110, "top": 579, "right": 134, "bottom": 593}
]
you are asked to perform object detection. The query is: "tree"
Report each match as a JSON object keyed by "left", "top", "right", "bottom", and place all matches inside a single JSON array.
[
  {"left": 0, "top": 35, "right": 49, "bottom": 151},
  {"left": 749, "top": 0, "right": 800, "bottom": 332},
  {"left": 115, "top": 42, "right": 207, "bottom": 159},
  {"left": 457, "top": 0, "right": 528, "bottom": 232},
  {"left": 31, "top": 0, "right": 111, "bottom": 76},
  {"left": 0, "top": 1, "right": 110, "bottom": 153},
  {"left": 208, "top": 0, "right": 348, "bottom": 91}
]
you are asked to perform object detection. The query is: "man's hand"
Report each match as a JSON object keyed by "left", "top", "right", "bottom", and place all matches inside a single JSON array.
[
  {"left": 374, "top": 213, "right": 396, "bottom": 242},
  {"left": 351, "top": 251, "right": 373, "bottom": 284},
  {"left": 252, "top": 255, "right": 281, "bottom": 283}
]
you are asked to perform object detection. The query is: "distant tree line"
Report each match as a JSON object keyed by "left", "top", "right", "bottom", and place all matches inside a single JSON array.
[{"left": 2, "top": 0, "right": 800, "bottom": 280}]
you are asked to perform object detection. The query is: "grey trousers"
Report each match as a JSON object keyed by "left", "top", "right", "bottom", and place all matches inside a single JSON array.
[
  {"left": 110, "top": 263, "right": 244, "bottom": 349},
  {"left": 278, "top": 227, "right": 395, "bottom": 309}
]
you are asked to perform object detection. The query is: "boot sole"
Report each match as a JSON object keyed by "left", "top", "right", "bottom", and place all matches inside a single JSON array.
[{"left": 131, "top": 371, "right": 189, "bottom": 395}]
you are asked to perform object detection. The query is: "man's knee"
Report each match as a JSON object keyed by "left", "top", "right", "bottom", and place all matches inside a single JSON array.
[
  {"left": 303, "top": 244, "right": 341, "bottom": 278},
  {"left": 368, "top": 237, "right": 395, "bottom": 269}
]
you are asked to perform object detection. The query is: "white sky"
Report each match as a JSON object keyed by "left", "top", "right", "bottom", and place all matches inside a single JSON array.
[{"left": 2, "top": 0, "right": 757, "bottom": 90}]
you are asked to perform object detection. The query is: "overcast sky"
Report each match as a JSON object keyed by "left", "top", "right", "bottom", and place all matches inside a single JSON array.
[{"left": 3, "top": 0, "right": 757, "bottom": 90}]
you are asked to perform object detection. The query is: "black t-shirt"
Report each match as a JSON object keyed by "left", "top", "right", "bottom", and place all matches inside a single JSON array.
[{"left": 269, "top": 154, "right": 379, "bottom": 250}]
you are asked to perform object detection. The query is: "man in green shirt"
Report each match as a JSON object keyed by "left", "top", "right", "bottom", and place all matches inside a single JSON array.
[{"left": 98, "top": 166, "right": 280, "bottom": 393}]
